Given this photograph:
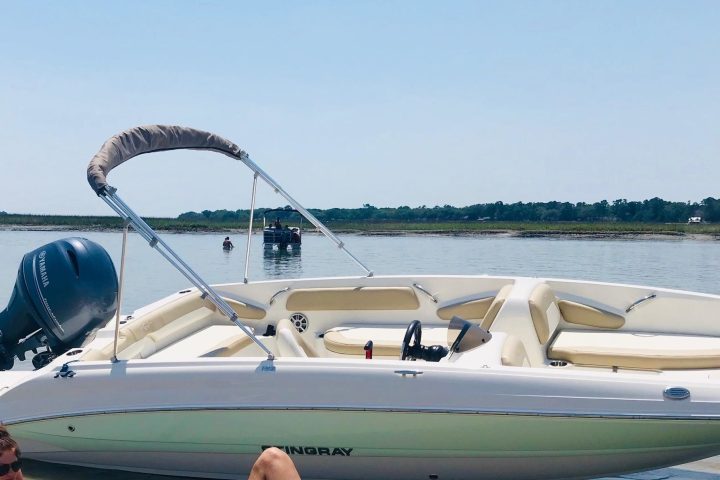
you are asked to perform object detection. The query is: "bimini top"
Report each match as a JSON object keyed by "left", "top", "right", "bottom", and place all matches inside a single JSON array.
[
  {"left": 86, "top": 125, "right": 247, "bottom": 194},
  {"left": 84, "top": 124, "right": 373, "bottom": 359}
]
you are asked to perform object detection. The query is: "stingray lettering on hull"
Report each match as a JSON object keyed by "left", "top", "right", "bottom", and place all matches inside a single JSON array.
[{"left": 262, "top": 445, "right": 353, "bottom": 456}]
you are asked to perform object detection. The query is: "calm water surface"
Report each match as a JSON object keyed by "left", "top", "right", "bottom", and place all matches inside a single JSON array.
[
  {"left": 1, "top": 230, "right": 719, "bottom": 479},
  {"left": 2, "top": 230, "right": 720, "bottom": 310}
]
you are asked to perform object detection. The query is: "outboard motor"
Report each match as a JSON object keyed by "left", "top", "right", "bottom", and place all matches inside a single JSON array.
[{"left": 0, "top": 238, "right": 118, "bottom": 370}]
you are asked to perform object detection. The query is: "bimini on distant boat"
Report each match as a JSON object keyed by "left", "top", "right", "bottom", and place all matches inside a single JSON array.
[
  {"left": 2, "top": 125, "right": 720, "bottom": 480},
  {"left": 263, "top": 207, "right": 302, "bottom": 250}
]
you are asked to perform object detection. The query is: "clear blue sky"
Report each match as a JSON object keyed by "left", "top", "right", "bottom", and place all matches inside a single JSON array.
[{"left": 1, "top": 1, "right": 718, "bottom": 217}]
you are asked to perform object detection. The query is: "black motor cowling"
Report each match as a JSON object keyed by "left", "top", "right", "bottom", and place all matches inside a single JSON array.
[{"left": 0, "top": 238, "right": 118, "bottom": 370}]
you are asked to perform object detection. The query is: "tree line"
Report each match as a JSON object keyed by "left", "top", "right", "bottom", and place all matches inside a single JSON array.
[{"left": 177, "top": 197, "right": 720, "bottom": 223}]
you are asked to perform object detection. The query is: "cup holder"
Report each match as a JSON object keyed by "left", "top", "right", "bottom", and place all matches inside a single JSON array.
[{"left": 549, "top": 360, "right": 568, "bottom": 367}]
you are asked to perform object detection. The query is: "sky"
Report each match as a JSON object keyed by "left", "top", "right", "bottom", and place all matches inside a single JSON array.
[{"left": 0, "top": 1, "right": 719, "bottom": 217}]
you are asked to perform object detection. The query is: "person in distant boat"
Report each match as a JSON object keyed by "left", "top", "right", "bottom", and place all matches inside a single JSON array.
[
  {"left": 0, "top": 426, "right": 24, "bottom": 480},
  {"left": 274, "top": 218, "right": 282, "bottom": 229},
  {"left": 249, "top": 447, "right": 300, "bottom": 480},
  {"left": 222, "top": 237, "right": 234, "bottom": 250}
]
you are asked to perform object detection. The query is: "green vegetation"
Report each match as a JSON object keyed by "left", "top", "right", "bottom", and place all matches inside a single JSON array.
[
  {"left": 317, "top": 221, "right": 720, "bottom": 236},
  {"left": 177, "top": 197, "right": 720, "bottom": 224},
  {"left": 2, "top": 197, "right": 720, "bottom": 236},
  {"left": 0, "top": 214, "right": 127, "bottom": 229},
  {"left": 0, "top": 214, "right": 260, "bottom": 232},
  {"left": 1, "top": 213, "right": 720, "bottom": 237}
]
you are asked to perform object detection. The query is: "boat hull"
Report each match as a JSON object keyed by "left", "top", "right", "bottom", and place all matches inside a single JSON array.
[{"left": 10, "top": 409, "right": 720, "bottom": 479}]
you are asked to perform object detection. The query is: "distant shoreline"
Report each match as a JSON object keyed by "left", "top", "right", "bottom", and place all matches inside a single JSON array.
[{"left": 1, "top": 223, "right": 717, "bottom": 242}]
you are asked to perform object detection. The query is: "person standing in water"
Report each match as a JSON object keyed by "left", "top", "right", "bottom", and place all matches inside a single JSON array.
[{"left": 222, "top": 236, "right": 234, "bottom": 250}]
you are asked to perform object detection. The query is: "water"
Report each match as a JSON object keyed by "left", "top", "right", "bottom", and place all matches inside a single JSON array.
[
  {"left": 2, "top": 230, "right": 719, "bottom": 311},
  {"left": 1, "top": 229, "right": 719, "bottom": 479}
]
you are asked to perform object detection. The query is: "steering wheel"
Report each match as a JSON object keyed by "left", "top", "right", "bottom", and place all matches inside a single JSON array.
[{"left": 401, "top": 320, "right": 422, "bottom": 360}]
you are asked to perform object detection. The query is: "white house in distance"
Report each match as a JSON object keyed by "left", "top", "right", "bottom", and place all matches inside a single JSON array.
[{"left": 688, "top": 216, "right": 702, "bottom": 224}]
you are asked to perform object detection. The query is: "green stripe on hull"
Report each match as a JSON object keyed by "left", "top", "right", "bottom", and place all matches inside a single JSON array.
[{"left": 10, "top": 410, "right": 720, "bottom": 458}]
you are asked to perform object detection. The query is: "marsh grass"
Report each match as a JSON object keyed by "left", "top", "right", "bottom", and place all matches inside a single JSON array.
[{"left": 1, "top": 214, "right": 719, "bottom": 236}]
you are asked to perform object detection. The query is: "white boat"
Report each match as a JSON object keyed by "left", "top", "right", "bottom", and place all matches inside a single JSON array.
[{"left": 1, "top": 125, "right": 720, "bottom": 480}]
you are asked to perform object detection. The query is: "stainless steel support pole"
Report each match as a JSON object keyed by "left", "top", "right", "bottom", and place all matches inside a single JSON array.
[
  {"left": 111, "top": 222, "right": 130, "bottom": 362},
  {"left": 236, "top": 155, "right": 373, "bottom": 276},
  {"left": 244, "top": 173, "right": 259, "bottom": 284},
  {"left": 100, "top": 192, "right": 275, "bottom": 360}
]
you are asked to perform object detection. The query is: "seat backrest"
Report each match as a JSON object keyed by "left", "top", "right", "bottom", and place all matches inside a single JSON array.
[
  {"left": 436, "top": 284, "right": 513, "bottom": 329},
  {"left": 557, "top": 300, "right": 625, "bottom": 329},
  {"left": 437, "top": 297, "right": 494, "bottom": 320},
  {"left": 480, "top": 284, "right": 513, "bottom": 330},
  {"left": 286, "top": 287, "right": 419, "bottom": 311},
  {"left": 528, "top": 283, "right": 563, "bottom": 344}
]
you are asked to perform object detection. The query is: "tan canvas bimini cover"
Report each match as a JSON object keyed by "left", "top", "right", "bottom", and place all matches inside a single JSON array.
[{"left": 87, "top": 125, "right": 247, "bottom": 193}]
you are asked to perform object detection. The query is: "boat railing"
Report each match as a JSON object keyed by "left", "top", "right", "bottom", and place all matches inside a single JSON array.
[{"left": 625, "top": 293, "right": 657, "bottom": 313}]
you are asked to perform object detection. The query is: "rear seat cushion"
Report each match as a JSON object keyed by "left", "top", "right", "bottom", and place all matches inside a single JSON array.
[
  {"left": 549, "top": 331, "right": 720, "bottom": 369},
  {"left": 123, "top": 293, "right": 216, "bottom": 344},
  {"left": 81, "top": 293, "right": 265, "bottom": 361},
  {"left": 119, "top": 308, "right": 224, "bottom": 359},
  {"left": 201, "top": 334, "right": 254, "bottom": 357},
  {"left": 324, "top": 326, "right": 448, "bottom": 356}
]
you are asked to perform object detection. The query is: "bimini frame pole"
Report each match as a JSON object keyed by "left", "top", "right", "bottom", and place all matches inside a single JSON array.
[
  {"left": 236, "top": 155, "right": 373, "bottom": 277},
  {"left": 86, "top": 125, "right": 373, "bottom": 360},
  {"left": 87, "top": 126, "right": 372, "bottom": 278},
  {"left": 244, "top": 173, "right": 259, "bottom": 284},
  {"left": 111, "top": 221, "right": 130, "bottom": 362},
  {"left": 100, "top": 187, "right": 275, "bottom": 360}
]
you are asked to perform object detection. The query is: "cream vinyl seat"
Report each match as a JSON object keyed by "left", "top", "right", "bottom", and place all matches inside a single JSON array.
[
  {"left": 323, "top": 326, "right": 449, "bottom": 357},
  {"left": 549, "top": 331, "right": 720, "bottom": 370},
  {"left": 437, "top": 284, "right": 513, "bottom": 329},
  {"left": 527, "top": 283, "right": 720, "bottom": 370}
]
